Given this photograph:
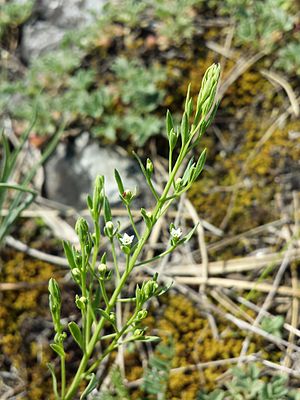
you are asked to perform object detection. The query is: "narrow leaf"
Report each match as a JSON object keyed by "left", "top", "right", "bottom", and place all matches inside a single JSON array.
[
  {"left": 184, "top": 83, "right": 191, "bottom": 114},
  {"left": 62, "top": 241, "right": 76, "bottom": 270},
  {"left": 140, "top": 208, "right": 152, "bottom": 229},
  {"left": 194, "top": 148, "right": 207, "bottom": 179},
  {"left": 47, "top": 363, "right": 59, "bottom": 399},
  {"left": 86, "top": 194, "right": 93, "bottom": 212},
  {"left": 80, "top": 373, "right": 97, "bottom": 400},
  {"left": 166, "top": 110, "right": 174, "bottom": 137},
  {"left": 180, "top": 112, "right": 189, "bottom": 145},
  {"left": 183, "top": 223, "right": 199, "bottom": 244},
  {"left": 103, "top": 196, "right": 112, "bottom": 222},
  {"left": 50, "top": 343, "right": 65, "bottom": 358},
  {"left": 137, "top": 336, "right": 160, "bottom": 342},
  {"left": 114, "top": 169, "right": 125, "bottom": 195},
  {"left": 132, "top": 151, "right": 148, "bottom": 181},
  {"left": 68, "top": 321, "right": 83, "bottom": 350},
  {"left": 98, "top": 308, "right": 111, "bottom": 321}
]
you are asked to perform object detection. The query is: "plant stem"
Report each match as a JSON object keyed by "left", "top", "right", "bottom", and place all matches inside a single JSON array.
[
  {"left": 64, "top": 148, "right": 182, "bottom": 400},
  {"left": 110, "top": 238, "right": 120, "bottom": 281},
  {"left": 126, "top": 203, "right": 140, "bottom": 240},
  {"left": 61, "top": 356, "right": 66, "bottom": 399}
]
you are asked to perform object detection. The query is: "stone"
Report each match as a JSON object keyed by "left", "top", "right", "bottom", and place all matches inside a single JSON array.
[
  {"left": 21, "top": 0, "right": 106, "bottom": 61},
  {"left": 44, "top": 134, "right": 148, "bottom": 210}
]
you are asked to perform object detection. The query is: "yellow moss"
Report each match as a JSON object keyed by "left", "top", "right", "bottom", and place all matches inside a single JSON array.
[
  {"left": 189, "top": 115, "right": 300, "bottom": 238},
  {"left": 128, "top": 293, "right": 278, "bottom": 398},
  {"left": 0, "top": 251, "right": 55, "bottom": 400}
]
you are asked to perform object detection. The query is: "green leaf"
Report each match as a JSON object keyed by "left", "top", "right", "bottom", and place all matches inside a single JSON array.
[
  {"left": 132, "top": 150, "right": 148, "bottom": 181},
  {"left": 47, "top": 363, "right": 59, "bottom": 399},
  {"left": 136, "top": 335, "right": 160, "bottom": 342},
  {"left": 184, "top": 83, "right": 191, "bottom": 115},
  {"left": 103, "top": 196, "right": 112, "bottom": 223},
  {"left": 68, "top": 321, "right": 83, "bottom": 350},
  {"left": 180, "top": 223, "right": 199, "bottom": 244},
  {"left": 166, "top": 109, "right": 174, "bottom": 137},
  {"left": 98, "top": 308, "right": 111, "bottom": 322},
  {"left": 193, "top": 148, "right": 207, "bottom": 180},
  {"left": 0, "top": 132, "right": 11, "bottom": 184},
  {"left": 114, "top": 169, "right": 125, "bottom": 195},
  {"left": 62, "top": 241, "right": 76, "bottom": 270},
  {"left": 50, "top": 343, "right": 65, "bottom": 358},
  {"left": 48, "top": 278, "right": 61, "bottom": 304},
  {"left": 80, "top": 373, "right": 97, "bottom": 400},
  {"left": 180, "top": 111, "right": 189, "bottom": 145},
  {"left": 140, "top": 208, "right": 152, "bottom": 229},
  {"left": 86, "top": 194, "right": 93, "bottom": 212}
]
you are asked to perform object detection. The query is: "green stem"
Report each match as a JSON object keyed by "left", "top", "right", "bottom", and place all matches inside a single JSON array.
[
  {"left": 86, "top": 309, "right": 139, "bottom": 375},
  {"left": 147, "top": 177, "right": 160, "bottom": 201},
  {"left": 126, "top": 204, "right": 140, "bottom": 240},
  {"left": 86, "top": 222, "right": 100, "bottom": 346},
  {"left": 61, "top": 356, "right": 66, "bottom": 399},
  {"left": 135, "top": 245, "right": 176, "bottom": 267},
  {"left": 64, "top": 150, "right": 183, "bottom": 400},
  {"left": 110, "top": 238, "right": 120, "bottom": 281},
  {"left": 99, "top": 279, "right": 109, "bottom": 307}
]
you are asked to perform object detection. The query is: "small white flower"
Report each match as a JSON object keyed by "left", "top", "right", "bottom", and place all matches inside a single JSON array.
[
  {"left": 171, "top": 227, "right": 182, "bottom": 239},
  {"left": 120, "top": 233, "right": 134, "bottom": 246}
]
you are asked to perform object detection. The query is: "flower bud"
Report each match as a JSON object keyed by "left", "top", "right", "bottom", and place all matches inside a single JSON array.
[
  {"left": 137, "top": 310, "right": 148, "bottom": 320},
  {"left": 175, "top": 177, "right": 182, "bottom": 191},
  {"left": 75, "top": 294, "right": 87, "bottom": 310},
  {"left": 104, "top": 221, "right": 114, "bottom": 238},
  {"left": 133, "top": 329, "right": 143, "bottom": 337},
  {"left": 75, "top": 217, "right": 89, "bottom": 244},
  {"left": 144, "top": 280, "right": 159, "bottom": 299},
  {"left": 98, "top": 263, "right": 107, "bottom": 274},
  {"left": 146, "top": 158, "right": 154, "bottom": 176},
  {"left": 169, "top": 129, "right": 178, "bottom": 151},
  {"left": 109, "top": 312, "right": 116, "bottom": 323},
  {"left": 72, "top": 268, "right": 80, "bottom": 277}
]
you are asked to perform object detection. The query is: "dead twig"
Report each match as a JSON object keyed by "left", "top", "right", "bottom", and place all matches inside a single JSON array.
[{"left": 238, "top": 246, "right": 293, "bottom": 363}]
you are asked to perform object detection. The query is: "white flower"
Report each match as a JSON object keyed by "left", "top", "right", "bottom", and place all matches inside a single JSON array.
[
  {"left": 171, "top": 227, "right": 182, "bottom": 239},
  {"left": 120, "top": 233, "right": 134, "bottom": 246}
]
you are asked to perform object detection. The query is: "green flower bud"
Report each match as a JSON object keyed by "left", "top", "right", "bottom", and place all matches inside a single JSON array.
[
  {"left": 104, "top": 221, "right": 114, "bottom": 238},
  {"left": 175, "top": 177, "right": 182, "bottom": 190},
  {"left": 146, "top": 158, "right": 154, "bottom": 176},
  {"left": 75, "top": 294, "right": 87, "bottom": 310},
  {"left": 72, "top": 268, "right": 80, "bottom": 277},
  {"left": 169, "top": 128, "right": 178, "bottom": 151},
  {"left": 75, "top": 217, "right": 89, "bottom": 244},
  {"left": 109, "top": 312, "right": 116, "bottom": 323},
  {"left": 55, "top": 332, "right": 67, "bottom": 343},
  {"left": 144, "top": 280, "right": 159, "bottom": 299},
  {"left": 48, "top": 278, "right": 61, "bottom": 306},
  {"left": 93, "top": 176, "right": 104, "bottom": 211},
  {"left": 133, "top": 329, "right": 143, "bottom": 337},
  {"left": 137, "top": 310, "right": 148, "bottom": 320},
  {"left": 122, "top": 189, "right": 136, "bottom": 204},
  {"left": 98, "top": 263, "right": 107, "bottom": 274},
  {"left": 71, "top": 268, "right": 81, "bottom": 284}
]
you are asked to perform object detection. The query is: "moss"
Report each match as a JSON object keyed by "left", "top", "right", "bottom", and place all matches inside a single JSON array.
[
  {"left": 126, "top": 293, "right": 279, "bottom": 398},
  {"left": 0, "top": 251, "right": 54, "bottom": 399}
]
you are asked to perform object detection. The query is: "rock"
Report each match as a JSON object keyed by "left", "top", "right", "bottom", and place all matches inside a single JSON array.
[
  {"left": 21, "top": 22, "right": 65, "bottom": 60},
  {"left": 44, "top": 134, "right": 148, "bottom": 210},
  {"left": 21, "top": 0, "right": 106, "bottom": 61}
]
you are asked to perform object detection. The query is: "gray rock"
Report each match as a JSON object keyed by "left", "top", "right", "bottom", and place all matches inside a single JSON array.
[
  {"left": 21, "top": 0, "right": 106, "bottom": 61},
  {"left": 22, "top": 22, "right": 65, "bottom": 60},
  {"left": 45, "top": 134, "right": 148, "bottom": 210}
]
